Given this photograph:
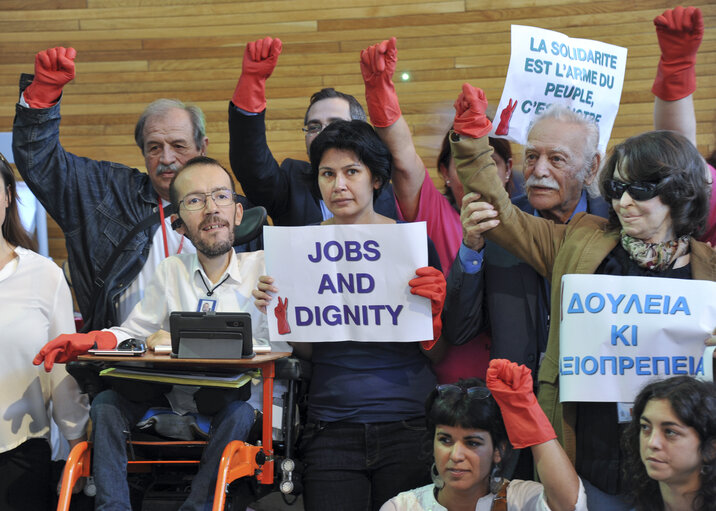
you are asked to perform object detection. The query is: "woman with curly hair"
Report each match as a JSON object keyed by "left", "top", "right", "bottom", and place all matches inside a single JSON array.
[{"left": 622, "top": 376, "right": 716, "bottom": 511}]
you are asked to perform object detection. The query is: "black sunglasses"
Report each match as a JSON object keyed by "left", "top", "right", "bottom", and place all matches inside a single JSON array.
[
  {"left": 436, "top": 384, "right": 491, "bottom": 400},
  {"left": 604, "top": 179, "right": 660, "bottom": 201}
]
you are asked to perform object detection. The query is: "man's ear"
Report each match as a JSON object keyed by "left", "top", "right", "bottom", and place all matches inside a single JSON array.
[
  {"left": 200, "top": 137, "right": 209, "bottom": 156},
  {"left": 233, "top": 201, "right": 244, "bottom": 226},
  {"left": 584, "top": 153, "right": 602, "bottom": 186},
  {"left": 170, "top": 213, "right": 185, "bottom": 235}
]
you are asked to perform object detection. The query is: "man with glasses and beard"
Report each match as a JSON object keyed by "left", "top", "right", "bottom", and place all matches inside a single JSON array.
[
  {"left": 12, "top": 47, "right": 257, "bottom": 332},
  {"left": 34, "top": 156, "right": 290, "bottom": 511}
]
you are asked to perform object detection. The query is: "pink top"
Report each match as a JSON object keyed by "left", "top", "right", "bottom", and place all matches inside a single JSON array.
[
  {"left": 698, "top": 164, "right": 716, "bottom": 245},
  {"left": 395, "top": 169, "right": 462, "bottom": 276}
]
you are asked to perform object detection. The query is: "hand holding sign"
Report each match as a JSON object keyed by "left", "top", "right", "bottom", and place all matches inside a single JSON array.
[
  {"left": 652, "top": 6, "right": 703, "bottom": 101},
  {"left": 453, "top": 83, "right": 492, "bottom": 139},
  {"left": 409, "top": 266, "right": 446, "bottom": 350},
  {"left": 360, "top": 37, "right": 401, "bottom": 127},
  {"left": 253, "top": 275, "right": 277, "bottom": 314},
  {"left": 486, "top": 359, "right": 557, "bottom": 449}
]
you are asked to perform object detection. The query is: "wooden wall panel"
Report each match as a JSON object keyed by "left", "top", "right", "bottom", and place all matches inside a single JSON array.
[{"left": 1, "top": 0, "right": 714, "bottom": 265}]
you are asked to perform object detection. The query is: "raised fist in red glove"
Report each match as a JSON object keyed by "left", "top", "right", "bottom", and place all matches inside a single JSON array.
[
  {"left": 24, "top": 47, "right": 77, "bottom": 109},
  {"left": 360, "top": 37, "right": 401, "bottom": 128},
  {"left": 33, "top": 331, "right": 116, "bottom": 372},
  {"left": 232, "top": 36, "right": 283, "bottom": 113},
  {"left": 409, "top": 266, "right": 446, "bottom": 350},
  {"left": 652, "top": 6, "right": 703, "bottom": 101},
  {"left": 453, "top": 83, "right": 492, "bottom": 139},
  {"left": 486, "top": 359, "right": 556, "bottom": 449}
]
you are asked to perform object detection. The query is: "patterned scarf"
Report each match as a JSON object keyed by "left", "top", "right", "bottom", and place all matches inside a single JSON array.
[{"left": 620, "top": 230, "right": 690, "bottom": 272}]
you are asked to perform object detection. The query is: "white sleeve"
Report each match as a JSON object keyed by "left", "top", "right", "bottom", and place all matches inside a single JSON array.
[
  {"left": 49, "top": 269, "right": 90, "bottom": 441},
  {"left": 507, "top": 478, "right": 588, "bottom": 511}
]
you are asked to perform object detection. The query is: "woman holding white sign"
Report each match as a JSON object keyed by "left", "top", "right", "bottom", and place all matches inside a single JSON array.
[
  {"left": 449, "top": 83, "right": 716, "bottom": 506},
  {"left": 622, "top": 376, "right": 716, "bottom": 511},
  {"left": 381, "top": 359, "right": 587, "bottom": 511},
  {"left": 254, "top": 119, "right": 447, "bottom": 511}
]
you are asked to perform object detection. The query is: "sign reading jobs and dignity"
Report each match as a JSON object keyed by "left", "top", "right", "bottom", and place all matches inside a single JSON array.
[
  {"left": 263, "top": 223, "right": 433, "bottom": 342},
  {"left": 491, "top": 25, "right": 627, "bottom": 154},
  {"left": 559, "top": 275, "right": 716, "bottom": 403}
]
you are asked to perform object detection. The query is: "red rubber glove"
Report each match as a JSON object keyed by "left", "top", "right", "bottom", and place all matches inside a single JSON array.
[
  {"left": 360, "top": 37, "right": 401, "bottom": 128},
  {"left": 33, "top": 331, "right": 116, "bottom": 372},
  {"left": 652, "top": 6, "right": 703, "bottom": 101},
  {"left": 232, "top": 37, "right": 282, "bottom": 113},
  {"left": 23, "top": 47, "right": 77, "bottom": 109},
  {"left": 409, "top": 266, "right": 446, "bottom": 350},
  {"left": 453, "top": 83, "right": 492, "bottom": 139},
  {"left": 486, "top": 359, "right": 556, "bottom": 449}
]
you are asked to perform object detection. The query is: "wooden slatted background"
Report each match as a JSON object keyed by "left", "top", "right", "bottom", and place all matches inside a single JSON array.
[{"left": 0, "top": 0, "right": 714, "bottom": 263}]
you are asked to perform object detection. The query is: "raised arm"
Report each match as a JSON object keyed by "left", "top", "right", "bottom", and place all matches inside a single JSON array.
[
  {"left": 487, "top": 359, "right": 584, "bottom": 511},
  {"left": 651, "top": 6, "right": 703, "bottom": 145},
  {"left": 228, "top": 37, "right": 294, "bottom": 219},
  {"left": 360, "top": 37, "right": 425, "bottom": 220}
]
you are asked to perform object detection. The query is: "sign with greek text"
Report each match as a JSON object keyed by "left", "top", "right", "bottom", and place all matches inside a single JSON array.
[
  {"left": 559, "top": 274, "right": 716, "bottom": 403},
  {"left": 491, "top": 25, "right": 627, "bottom": 153},
  {"left": 263, "top": 223, "right": 432, "bottom": 342}
]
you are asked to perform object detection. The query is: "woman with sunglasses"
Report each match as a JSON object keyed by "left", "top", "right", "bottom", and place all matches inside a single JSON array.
[
  {"left": 448, "top": 83, "right": 716, "bottom": 506},
  {"left": 622, "top": 376, "right": 716, "bottom": 511},
  {"left": 0, "top": 154, "right": 88, "bottom": 509},
  {"left": 381, "top": 359, "right": 586, "bottom": 511}
]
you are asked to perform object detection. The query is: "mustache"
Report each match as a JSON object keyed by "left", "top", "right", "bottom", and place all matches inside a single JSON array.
[
  {"left": 199, "top": 215, "right": 230, "bottom": 230},
  {"left": 525, "top": 175, "right": 560, "bottom": 190},
  {"left": 156, "top": 162, "right": 181, "bottom": 176}
]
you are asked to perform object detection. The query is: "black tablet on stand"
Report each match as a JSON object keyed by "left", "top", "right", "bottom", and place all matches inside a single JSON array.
[{"left": 169, "top": 311, "right": 255, "bottom": 359}]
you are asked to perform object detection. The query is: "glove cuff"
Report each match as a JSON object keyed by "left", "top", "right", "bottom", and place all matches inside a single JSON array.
[
  {"left": 365, "top": 83, "right": 401, "bottom": 128},
  {"left": 501, "top": 404, "right": 557, "bottom": 449},
  {"left": 454, "top": 118, "right": 493, "bottom": 139},
  {"left": 652, "top": 60, "right": 696, "bottom": 101},
  {"left": 23, "top": 82, "right": 63, "bottom": 109},
  {"left": 232, "top": 76, "right": 267, "bottom": 114}
]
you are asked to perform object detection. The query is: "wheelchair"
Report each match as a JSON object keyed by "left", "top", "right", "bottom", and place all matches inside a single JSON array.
[{"left": 57, "top": 354, "right": 310, "bottom": 511}]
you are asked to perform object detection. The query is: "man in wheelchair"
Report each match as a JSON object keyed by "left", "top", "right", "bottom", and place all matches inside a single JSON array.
[{"left": 34, "top": 156, "right": 291, "bottom": 511}]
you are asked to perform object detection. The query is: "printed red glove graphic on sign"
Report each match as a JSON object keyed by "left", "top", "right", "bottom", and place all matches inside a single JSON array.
[
  {"left": 275, "top": 296, "right": 291, "bottom": 335},
  {"left": 495, "top": 98, "right": 517, "bottom": 136}
]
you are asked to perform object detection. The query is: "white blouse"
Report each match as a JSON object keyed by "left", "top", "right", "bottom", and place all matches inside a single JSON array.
[{"left": 0, "top": 246, "right": 89, "bottom": 453}]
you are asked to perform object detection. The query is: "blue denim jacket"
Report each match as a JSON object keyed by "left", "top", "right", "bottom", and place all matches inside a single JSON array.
[{"left": 13, "top": 95, "right": 163, "bottom": 331}]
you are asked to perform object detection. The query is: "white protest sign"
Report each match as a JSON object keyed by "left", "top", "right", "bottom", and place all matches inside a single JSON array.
[
  {"left": 559, "top": 274, "right": 716, "bottom": 403},
  {"left": 491, "top": 25, "right": 627, "bottom": 154},
  {"left": 263, "top": 223, "right": 432, "bottom": 342}
]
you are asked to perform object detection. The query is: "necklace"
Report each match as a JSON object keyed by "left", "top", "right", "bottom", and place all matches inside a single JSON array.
[{"left": 198, "top": 271, "right": 230, "bottom": 297}]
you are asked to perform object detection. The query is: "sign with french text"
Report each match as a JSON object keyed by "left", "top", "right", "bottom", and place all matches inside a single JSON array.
[
  {"left": 263, "top": 223, "right": 432, "bottom": 342},
  {"left": 559, "top": 274, "right": 715, "bottom": 403},
  {"left": 491, "top": 25, "right": 627, "bottom": 153}
]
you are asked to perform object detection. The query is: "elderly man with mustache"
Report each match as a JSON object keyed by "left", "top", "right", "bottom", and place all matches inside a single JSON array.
[{"left": 12, "top": 47, "right": 257, "bottom": 332}]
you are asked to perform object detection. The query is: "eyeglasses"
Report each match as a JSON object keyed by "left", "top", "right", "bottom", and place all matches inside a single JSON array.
[
  {"left": 436, "top": 384, "right": 491, "bottom": 401},
  {"left": 302, "top": 122, "right": 329, "bottom": 136},
  {"left": 604, "top": 180, "right": 660, "bottom": 201},
  {"left": 179, "top": 189, "right": 236, "bottom": 211}
]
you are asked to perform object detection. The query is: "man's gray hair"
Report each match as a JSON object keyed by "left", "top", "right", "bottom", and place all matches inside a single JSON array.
[
  {"left": 134, "top": 99, "right": 206, "bottom": 154},
  {"left": 528, "top": 104, "right": 601, "bottom": 196}
]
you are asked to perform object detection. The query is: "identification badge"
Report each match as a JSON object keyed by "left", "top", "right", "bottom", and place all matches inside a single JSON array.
[
  {"left": 197, "top": 298, "right": 217, "bottom": 313},
  {"left": 616, "top": 402, "right": 634, "bottom": 423}
]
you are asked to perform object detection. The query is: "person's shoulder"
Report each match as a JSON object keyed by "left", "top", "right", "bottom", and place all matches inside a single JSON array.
[{"left": 381, "top": 484, "right": 438, "bottom": 511}]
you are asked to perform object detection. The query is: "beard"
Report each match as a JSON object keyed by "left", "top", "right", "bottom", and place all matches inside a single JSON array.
[{"left": 186, "top": 215, "right": 235, "bottom": 258}]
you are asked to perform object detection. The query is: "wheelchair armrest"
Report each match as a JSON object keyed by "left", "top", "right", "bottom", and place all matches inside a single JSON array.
[{"left": 274, "top": 356, "right": 311, "bottom": 381}]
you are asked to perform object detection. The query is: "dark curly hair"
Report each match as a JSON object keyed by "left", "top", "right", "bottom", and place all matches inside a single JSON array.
[
  {"left": 622, "top": 376, "right": 716, "bottom": 511},
  {"left": 598, "top": 130, "right": 709, "bottom": 238},
  {"left": 424, "top": 378, "right": 512, "bottom": 475},
  {"left": 308, "top": 120, "right": 391, "bottom": 203}
]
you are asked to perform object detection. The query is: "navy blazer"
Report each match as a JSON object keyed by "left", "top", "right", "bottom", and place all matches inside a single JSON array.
[{"left": 442, "top": 193, "right": 609, "bottom": 375}]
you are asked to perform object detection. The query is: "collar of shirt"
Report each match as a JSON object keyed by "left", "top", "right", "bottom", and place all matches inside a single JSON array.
[
  {"left": 190, "top": 249, "right": 242, "bottom": 292},
  {"left": 533, "top": 190, "right": 588, "bottom": 223}
]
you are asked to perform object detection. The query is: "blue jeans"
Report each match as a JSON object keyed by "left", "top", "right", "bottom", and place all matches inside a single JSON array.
[
  {"left": 300, "top": 418, "right": 431, "bottom": 511},
  {"left": 90, "top": 389, "right": 255, "bottom": 511}
]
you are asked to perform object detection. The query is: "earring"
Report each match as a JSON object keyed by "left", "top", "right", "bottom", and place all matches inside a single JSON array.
[
  {"left": 445, "top": 179, "right": 451, "bottom": 186},
  {"left": 489, "top": 464, "right": 503, "bottom": 494},
  {"left": 430, "top": 462, "right": 444, "bottom": 489}
]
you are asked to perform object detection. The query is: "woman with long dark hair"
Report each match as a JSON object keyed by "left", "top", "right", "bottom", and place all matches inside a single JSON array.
[{"left": 622, "top": 376, "right": 716, "bottom": 511}]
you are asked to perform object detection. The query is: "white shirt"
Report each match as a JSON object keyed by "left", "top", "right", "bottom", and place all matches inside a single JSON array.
[
  {"left": 380, "top": 479, "right": 588, "bottom": 511},
  {"left": 116, "top": 199, "right": 196, "bottom": 323},
  {"left": 0, "top": 247, "right": 89, "bottom": 453},
  {"left": 109, "top": 249, "right": 291, "bottom": 412}
]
